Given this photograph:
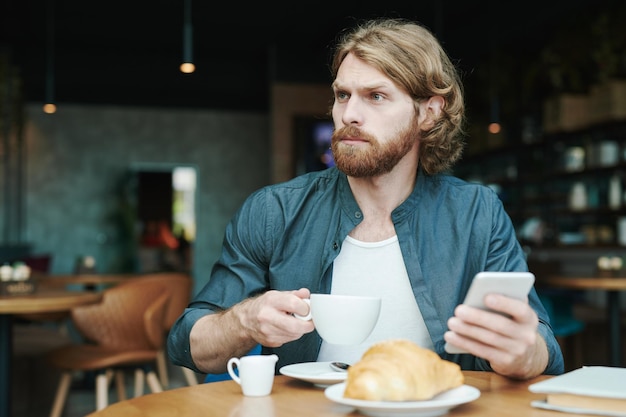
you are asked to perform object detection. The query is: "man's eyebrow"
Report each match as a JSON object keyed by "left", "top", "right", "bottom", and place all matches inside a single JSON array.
[{"left": 332, "top": 81, "right": 394, "bottom": 91}]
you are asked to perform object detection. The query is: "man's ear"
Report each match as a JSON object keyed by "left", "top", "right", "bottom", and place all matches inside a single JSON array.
[{"left": 418, "top": 96, "right": 445, "bottom": 130}]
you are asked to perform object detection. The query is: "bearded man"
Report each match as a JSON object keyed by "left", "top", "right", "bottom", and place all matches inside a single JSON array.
[{"left": 168, "top": 17, "right": 564, "bottom": 381}]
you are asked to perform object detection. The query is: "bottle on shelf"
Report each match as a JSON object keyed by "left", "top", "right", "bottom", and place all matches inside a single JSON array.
[{"left": 609, "top": 175, "right": 622, "bottom": 210}]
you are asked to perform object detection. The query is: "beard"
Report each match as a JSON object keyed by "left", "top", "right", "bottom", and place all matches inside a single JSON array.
[{"left": 331, "top": 116, "right": 419, "bottom": 178}]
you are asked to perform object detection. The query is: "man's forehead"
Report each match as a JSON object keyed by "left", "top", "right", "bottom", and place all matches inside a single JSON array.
[{"left": 333, "top": 54, "right": 397, "bottom": 90}]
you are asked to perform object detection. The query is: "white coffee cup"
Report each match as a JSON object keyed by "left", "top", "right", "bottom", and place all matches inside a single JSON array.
[
  {"left": 227, "top": 354, "right": 278, "bottom": 397},
  {"left": 294, "top": 294, "right": 381, "bottom": 345}
]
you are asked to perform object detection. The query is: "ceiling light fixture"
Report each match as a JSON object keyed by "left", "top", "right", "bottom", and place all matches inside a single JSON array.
[
  {"left": 488, "top": 97, "right": 501, "bottom": 134},
  {"left": 179, "top": 0, "right": 195, "bottom": 74},
  {"left": 43, "top": 0, "right": 56, "bottom": 114},
  {"left": 487, "top": 27, "right": 500, "bottom": 136}
]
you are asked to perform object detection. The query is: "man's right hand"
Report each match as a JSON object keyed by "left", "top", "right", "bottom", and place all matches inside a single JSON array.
[
  {"left": 189, "top": 288, "right": 314, "bottom": 373},
  {"left": 235, "top": 288, "right": 315, "bottom": 347}
]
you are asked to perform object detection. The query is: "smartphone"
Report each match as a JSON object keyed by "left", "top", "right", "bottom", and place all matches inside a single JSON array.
[{"left": 444, "top": 271, "right": 536, "bottom": 354}]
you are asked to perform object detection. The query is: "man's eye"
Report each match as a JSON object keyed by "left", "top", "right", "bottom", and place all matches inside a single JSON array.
[
  {"left": 336, "top": 92, "right": 348, "bottom": 100},
  {"left": 371, "top": 93, "right": 383, "bottom": 101}
]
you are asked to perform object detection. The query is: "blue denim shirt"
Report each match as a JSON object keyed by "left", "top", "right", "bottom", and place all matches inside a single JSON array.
[{"left": 168, "top": 167, "right": 564, "bottom": 375}]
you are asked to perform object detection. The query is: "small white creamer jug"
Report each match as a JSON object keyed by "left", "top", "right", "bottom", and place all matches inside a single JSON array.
[{"left": 227, "top": 354, "right": 279, "bottom": 396}]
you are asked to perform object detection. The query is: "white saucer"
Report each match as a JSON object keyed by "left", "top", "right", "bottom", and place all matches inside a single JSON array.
[
  {"left": 279, "top": 362, "right": 347, "bottom": 387},
  {"left": 324, "top": 383, "right": 480, "bottom": 417}
]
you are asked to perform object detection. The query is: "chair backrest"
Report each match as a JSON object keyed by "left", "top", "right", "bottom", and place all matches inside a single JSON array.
[
  {"left": 537, "top": 292, "right": 585, "bottom": 337},
  {"left": 71, "top": 278, "right": 170, "bottom": 350},
  {"left": 131, "top": 272, "right": 193, "bottom": 331}
]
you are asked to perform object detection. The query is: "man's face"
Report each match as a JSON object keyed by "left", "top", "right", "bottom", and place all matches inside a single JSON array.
[{"left": 331, "top": 53, "right": 419, "bottom": 178}]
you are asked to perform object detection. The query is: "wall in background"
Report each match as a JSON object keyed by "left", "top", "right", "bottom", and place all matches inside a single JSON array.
[
  {"left": 271, "top": 83, "right": 332, "bottom": 183},
  {"left": 19, "top": 103, "right": 268, "bottom": 294}
]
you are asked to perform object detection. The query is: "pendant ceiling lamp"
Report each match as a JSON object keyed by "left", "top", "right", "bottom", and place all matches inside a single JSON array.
[
  {"left": 180, "top": 0, "right": 195, "bottom": 74},
  {"left": 487, "top": 4, "right": 501, "bottom": 135},
  {"left": 43, "top": 0, "right": 56, "bottom": 114}
]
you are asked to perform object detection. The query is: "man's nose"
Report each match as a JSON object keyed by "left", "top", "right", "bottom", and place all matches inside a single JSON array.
[{"left": 341, "top": 97, "right": 364, "bottom": 125}]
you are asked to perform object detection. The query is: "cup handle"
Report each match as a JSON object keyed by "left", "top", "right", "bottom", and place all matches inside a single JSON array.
[
  {"left": 227, "top": 357, "right": 242, "bottom": 384},
  {"left": 293, "top": 299, "right": 312, "bottom": 321}
]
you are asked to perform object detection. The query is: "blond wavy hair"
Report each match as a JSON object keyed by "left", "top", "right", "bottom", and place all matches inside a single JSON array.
[{"left": 330, "top": 18, "right": 466, "bottom": 174}]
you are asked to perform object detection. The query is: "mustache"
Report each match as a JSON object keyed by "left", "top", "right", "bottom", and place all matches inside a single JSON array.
[{"left": 332, "top": 125, "right": 373, "bottom": 142}]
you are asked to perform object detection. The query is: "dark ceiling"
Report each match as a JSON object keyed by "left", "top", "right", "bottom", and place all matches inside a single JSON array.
[{"left": 0, "top": 0, "right": 604, "bottom": 112}]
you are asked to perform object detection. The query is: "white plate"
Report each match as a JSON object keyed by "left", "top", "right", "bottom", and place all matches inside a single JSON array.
[
  {"left": 324, "top": 383, "right": 480, "bottom": 417},
  {"left": 279, "top": 362, "right": 347, "bottom": 387}
]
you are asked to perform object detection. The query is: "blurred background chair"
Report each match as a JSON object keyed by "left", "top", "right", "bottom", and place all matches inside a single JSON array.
[
  {"left": 137, "top": 272, "right": 199, "bottom": 387},
  {"left": 45, "top": 277, "right": 171, "bottom": 417},
  {"left": 538, "top": 290, "right": 586, "bottom": 370},
  {"left": 140, "top": 271, "right": 260, "bottom": 385},
  {"left": 529, "top": 258, "right": 586, "bottom": 369}
]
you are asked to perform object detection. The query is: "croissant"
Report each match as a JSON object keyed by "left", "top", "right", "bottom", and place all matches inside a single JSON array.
[{"left": 343, "top": 339, "right": 464, "bottom": 401}]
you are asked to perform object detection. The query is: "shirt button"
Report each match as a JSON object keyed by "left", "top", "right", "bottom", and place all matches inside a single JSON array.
[
  {"left": 355, "top": 211, "right": 362, "bottom": 218},
  {"left": 333, "top": 242, "right": 339, "bottom": 250}
]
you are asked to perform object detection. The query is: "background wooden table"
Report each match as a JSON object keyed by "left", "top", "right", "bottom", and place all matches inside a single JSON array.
[
  {"left": 544, "top": 276, "right": 626, "bottom": 367},
  {"left": 36, "top": 273, "right": 141, "bottom": 288},
  {"left": 0, "top": 288, "right": 102, "bottom": 417}
]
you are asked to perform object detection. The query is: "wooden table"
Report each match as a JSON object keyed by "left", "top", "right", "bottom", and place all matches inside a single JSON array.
[
  {"left": 36, "top": 273, "right": 141, "bottom": 288},
  {"left": 0, "top": 288, "right": 102, "bottom": 417},
  {"left": 85, "top": 371, "right": 555, "bottom": 417},
  {"left": 544, "top": 276, "right": 626, "bottom": 367}
]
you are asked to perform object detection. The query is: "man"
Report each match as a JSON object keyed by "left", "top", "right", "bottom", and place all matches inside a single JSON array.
[{"left": 168, "top": 18, "right": 564, "bottom": 380}]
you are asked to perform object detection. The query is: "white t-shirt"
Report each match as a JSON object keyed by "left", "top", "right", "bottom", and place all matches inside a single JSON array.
[{"left": 316, "top": 235, "right": 434, "bottom": 364}]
